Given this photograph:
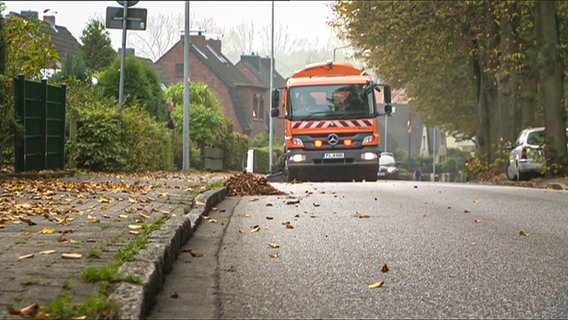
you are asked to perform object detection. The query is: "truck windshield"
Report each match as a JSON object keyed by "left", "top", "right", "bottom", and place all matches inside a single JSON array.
[{"left": 289, "top": 84, "right": 374, "bottom": 120}]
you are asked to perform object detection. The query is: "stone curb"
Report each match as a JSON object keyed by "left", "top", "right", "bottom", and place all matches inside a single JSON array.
[{"left": 109, "top": 187, "right": 228, "bottom": 319}]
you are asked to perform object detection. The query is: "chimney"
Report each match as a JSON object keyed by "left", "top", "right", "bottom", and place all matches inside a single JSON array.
[
  {"left": 20, "top": 10, "right": 38, "bottom": 20},
  {"left": 190, "top": 33, "right": 206, "bottom": 48},
  {"left": 207, "top": 38, "right": 221, "bottom": 53},
  {"left": 43, "top": 15, "right": 55, "bottom": 26}
]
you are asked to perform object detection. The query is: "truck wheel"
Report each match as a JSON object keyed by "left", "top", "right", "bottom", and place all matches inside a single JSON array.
[{"left": 286, "top": 168, "right": 298, "bottom": 182}]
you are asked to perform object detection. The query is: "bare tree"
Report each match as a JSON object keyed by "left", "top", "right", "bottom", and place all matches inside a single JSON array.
[{"left": 127, "top": 13, "right": 182, "bottom": 61}]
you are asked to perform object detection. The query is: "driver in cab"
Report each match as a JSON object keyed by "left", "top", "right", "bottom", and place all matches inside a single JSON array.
[{"left": 293, "top": 92, "right": 316, "bottom": 116}]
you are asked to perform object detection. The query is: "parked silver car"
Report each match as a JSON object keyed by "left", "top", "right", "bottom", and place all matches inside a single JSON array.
[{"left": 505, "top": 127, "right": 568, "bottom": 181}]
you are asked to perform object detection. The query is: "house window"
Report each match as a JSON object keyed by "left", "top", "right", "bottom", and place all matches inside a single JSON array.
[
  {"left": 175, "top": 63, "right": 183, "bottom": 76},
  {"left": 252, "top": 94, "right": 264, "bottom": 121}
]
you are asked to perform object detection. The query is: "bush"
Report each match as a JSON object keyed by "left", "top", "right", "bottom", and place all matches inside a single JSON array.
[
  {"left": 222, "top": 131, "right": 249, "bottom": 171},
  {"left": 66, "top": 102, "right": 173, "bottom": 172}
]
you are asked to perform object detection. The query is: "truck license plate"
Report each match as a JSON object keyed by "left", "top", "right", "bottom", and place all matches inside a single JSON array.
[{"left": 323, "top": 152, "right": 344, "bottom": 159}]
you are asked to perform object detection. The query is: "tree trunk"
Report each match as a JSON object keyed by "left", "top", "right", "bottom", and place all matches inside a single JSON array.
[
  {"left": 536, "top": 1, "right": 567, "bottom": 176},
  {"left": 486, "top": 73, "right": 499, "bottom": 163},
  {"left": 473, "top": 57, "right": 490, "bottom": 159}
]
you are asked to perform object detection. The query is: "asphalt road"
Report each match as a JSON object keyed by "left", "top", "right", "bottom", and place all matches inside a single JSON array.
[{"left": 147, "top": 180, "right": 568, "bottom": 319}]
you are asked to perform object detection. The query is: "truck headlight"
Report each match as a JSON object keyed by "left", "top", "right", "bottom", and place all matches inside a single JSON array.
[{"left": 289, "top": 154, "right": 306, "bottom": 162}]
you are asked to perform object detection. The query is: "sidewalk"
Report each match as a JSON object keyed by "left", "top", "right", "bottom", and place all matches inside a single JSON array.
[{"left": 0, "top": 171, "right": 229, "bottom": 319}]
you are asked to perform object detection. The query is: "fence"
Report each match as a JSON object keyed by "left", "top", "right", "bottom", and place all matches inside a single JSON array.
[{"left": 14, "top": 75, "right": 66, "bottom": 172}]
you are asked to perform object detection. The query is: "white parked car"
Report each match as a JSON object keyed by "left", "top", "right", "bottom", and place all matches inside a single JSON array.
[{"left": 505, "top": 127, "right": 568, "bottom": 181}]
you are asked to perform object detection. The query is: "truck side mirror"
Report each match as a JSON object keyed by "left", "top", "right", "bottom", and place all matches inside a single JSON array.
[
  {"left": 384, "top": 104, "right": 392, "bottom": 116},
  {"left": 271, "top": 89, "right": 280, "bottom": 117},
  {"left": 383, "top": 85, "right": 392, "bottom": 104}
]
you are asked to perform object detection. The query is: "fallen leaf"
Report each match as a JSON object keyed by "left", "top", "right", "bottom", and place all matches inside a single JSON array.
[
  {"left": 19, "top": 217, "right": 36, "bottom": 226},
  {"left": 195, "top": 200, "right": 205, "bottom": 206},
  {"left": 128, "top": 224, "right": 142, "bottom": 229},
  {"left": 285, "top": 198, "right": 300, "bottom": 205},
  {"left": 269, "top": 253, "right": 279, "bottom": 258},
  {"left": 18, "top": 254, "right": 34, "bottom": 260},
  {"left": 19, "top": 304, "right": 39, "bottom": 318},
  {"left": 464, "top": 209, "right": 471, "bottom": 214},
  {"left": 381, "top": 264, "right": 389, "bottom": 273},
  {"left": 474, "top": 219, "right": 481, "bottom": 224},
  {"left": 251, "top": 225, "right": 260, "bottom": 233},
  {"left": 519, "top": 230, "right": 529, "bottom": 237},
  {"left": 39, "top": 228, "right": 56, "bottom": 234},
  {"left": 39, "top": 250, "right": 56, "bottom": 255},
  {"left": 171, "top": 292, "right": 179, "bottom": 299},
  {"left": 266, "top": 216, "right": 274, "bottom": 220},
  {"left": 368, "top": 281, "right": 384, "bottom": 288},
  {"left": 98, "top": 197, "right": 111, "bottom": 203},
  {"left": 285, "top": 223, "right": 294, "bottom": 229},
  {"left": 62, "top": 253, "right": 82, "bottom": 259},
  {"left": 268, "top": 242, "right": 280, "bottom": 248},
  {"left": 189, "top": 250, "right": 204, "bottom": 257}
]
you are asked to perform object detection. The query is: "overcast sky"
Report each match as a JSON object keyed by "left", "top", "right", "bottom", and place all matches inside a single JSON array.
[{"left": 3, "top": 1, "right": 338, "bottom": 50}]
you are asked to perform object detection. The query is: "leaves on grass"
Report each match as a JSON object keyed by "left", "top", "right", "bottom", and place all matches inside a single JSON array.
[{"left": 9, "top": 303, "right": 39, "bottom": 317}]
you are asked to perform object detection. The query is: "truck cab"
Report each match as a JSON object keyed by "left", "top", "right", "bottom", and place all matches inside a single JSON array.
[{"left": 272, "top": 61, "right": 392, "bottom": 182}]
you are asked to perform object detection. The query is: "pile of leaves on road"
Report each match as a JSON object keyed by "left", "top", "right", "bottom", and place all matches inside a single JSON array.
[{"left": 224, "top": 171, "right": 286, "bottom": 196}]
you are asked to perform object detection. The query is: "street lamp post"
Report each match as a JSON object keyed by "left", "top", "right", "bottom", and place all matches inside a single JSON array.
[{"left": 333, "top": 45, "right": 350, "bottom": 61}]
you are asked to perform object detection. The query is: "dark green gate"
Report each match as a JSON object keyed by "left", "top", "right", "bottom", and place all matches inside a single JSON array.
[{"left": 14, "top": 75, "right": 66, "bottom": 172}]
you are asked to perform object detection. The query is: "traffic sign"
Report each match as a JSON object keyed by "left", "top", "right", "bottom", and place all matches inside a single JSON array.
[{"left": 105, "top": 7, "right": 147, "bottom": 30}]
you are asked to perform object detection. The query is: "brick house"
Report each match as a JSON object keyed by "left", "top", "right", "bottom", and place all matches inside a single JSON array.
[
  {"left": 236, "top": 54, "right": 286, "bottom": 139},
  {"left": 155, "top": 32, "right": 285, "bottom": 139}
]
